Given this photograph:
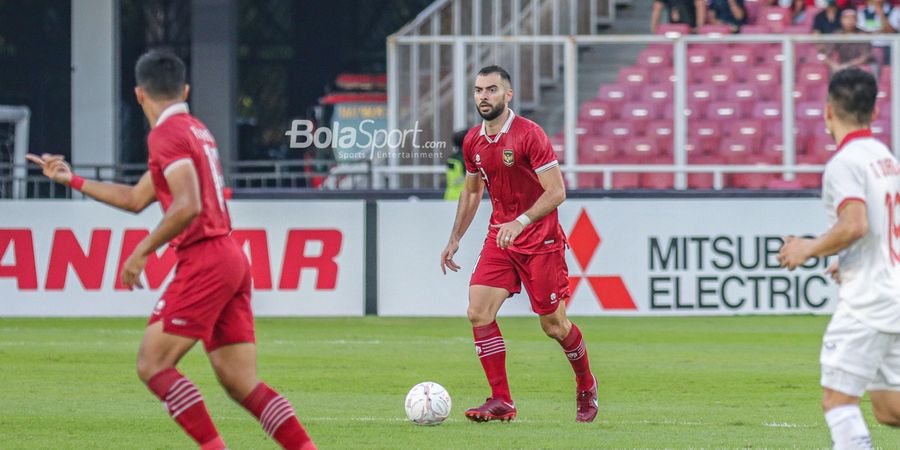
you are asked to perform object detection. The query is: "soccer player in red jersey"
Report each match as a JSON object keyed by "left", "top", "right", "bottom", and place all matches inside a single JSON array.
[
  {"left": 27, "top": 50, "right": 315, "bottom": 450},
  {"left": 440, "top": 65, "right": 599, "bottom": 423}
]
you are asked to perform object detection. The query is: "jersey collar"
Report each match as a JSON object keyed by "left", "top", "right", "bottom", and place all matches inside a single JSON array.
[
  {"left": 836, "top": 128, "right": 873, "bottom": 152},
  {"left": 479, "top": 109, "right": 516, "bottom": 144},
  {"left": 156, "top": 102, "right": 190, "bottom": 127}
]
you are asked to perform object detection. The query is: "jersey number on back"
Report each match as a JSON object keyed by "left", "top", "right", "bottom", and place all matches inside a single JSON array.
[{"left": 203, "top": 144, "right": 227, "bottom": 212}]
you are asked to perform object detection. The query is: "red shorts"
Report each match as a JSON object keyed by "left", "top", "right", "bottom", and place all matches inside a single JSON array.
[
  {"left": 148, "top": 234, "right": 255, "bottom": 352},
  {"left": 469, "top": 239, "right": 570, "bottom": 315}
]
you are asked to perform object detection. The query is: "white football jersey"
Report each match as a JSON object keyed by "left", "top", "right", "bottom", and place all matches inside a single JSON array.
[{"left": 822, "top": 129, "right": 900, "bottom": 333}]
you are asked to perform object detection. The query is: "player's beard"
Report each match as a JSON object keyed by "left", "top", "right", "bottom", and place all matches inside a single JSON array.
[{"left": 478, "top": 101, "right": 506, "bottom": 121}]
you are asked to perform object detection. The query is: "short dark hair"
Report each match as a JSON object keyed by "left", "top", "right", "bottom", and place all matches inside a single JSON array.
[
  {"left": 477, "top": 65, "right": 512, "bottom": 86},
  {"left": 828, "top": 67, "right": 877, "bottom": 126},
  {"left": 135, "top": 49, "right": 187, "bottom": 100}
]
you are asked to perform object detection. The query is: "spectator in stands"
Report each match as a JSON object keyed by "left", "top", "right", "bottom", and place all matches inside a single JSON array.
[
  {"left": 856, "top": 0, "right": 896, "bottom": 33},
  {"left": 784, "top": 0, "right": 811, "bottom": 24},
  {"left": 812, "top": 0, "right": 844, "bottom": 34},
  {"left": 651, "top": 0, "right": 707, "bottom": 33},
  {"left": 825, "top": 8, "right": 877, "bottom": 73},
  {"left": 707, "top": 0, "right": 747, "bottom": 31}
]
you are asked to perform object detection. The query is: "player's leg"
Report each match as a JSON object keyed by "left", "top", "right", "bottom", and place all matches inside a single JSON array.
[
  {"left": 819, "top": 308, "right": 884, "bottom": 449},
  {"left": 208, "top": 344, "right": 315, "bottom": 450},
  {"left": 867, "top": 337, "right": 900, "bottom": 427},
  {"left": 138, "top": 321, "right": 226, "bottom": 450},
  {"left": 869, "top": 390, "right": 900, "bottom": 427},
  {"left": 205, "top": 252, "right": 316, "bottom": 450},
  {"left": 465, "top": 241, "right": 520, "bottom": 422},
  {"left": 517, "top": 249, "right": 598, "bottom": 422}
]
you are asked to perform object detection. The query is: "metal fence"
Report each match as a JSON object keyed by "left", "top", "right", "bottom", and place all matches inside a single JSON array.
[{"left": 387, "top": 33, "right": 900, "bottom": 189}]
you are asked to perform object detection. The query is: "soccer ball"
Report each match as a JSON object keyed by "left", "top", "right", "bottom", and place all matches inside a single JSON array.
[{"left": 404, "top": 381, "right": 452, "bottom": 425}]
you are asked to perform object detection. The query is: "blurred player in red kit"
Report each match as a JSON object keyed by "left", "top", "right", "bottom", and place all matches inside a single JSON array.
[
  {"left": 27, "top": 49, "right": 315, "bottom": 450},
  {"left": 440, "top": 65, "right": 599, "bottom": 423}
]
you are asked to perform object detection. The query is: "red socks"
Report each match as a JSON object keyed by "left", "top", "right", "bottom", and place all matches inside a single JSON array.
[
  {"left": 473, "top": 321, "right": 512, "bottom": 402},
  {"left": 147, "top": 368, "right": 224, "bottom": 449},
  {"left": 559, "top": 323, "right": 594, "bottom": 391},
  {"left": 241, "top": 383, "right": 316, "bottom": 450}
]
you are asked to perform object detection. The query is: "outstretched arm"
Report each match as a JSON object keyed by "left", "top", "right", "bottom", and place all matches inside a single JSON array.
[
  {"left": 779, "top": 201, "right": 868, "bottom": 270},
  {"left": 26, "top": 153, "right": 156, "bottom": 213},
  {"left": 441, "top": 174, "right": 484, "bottom": 274},
  {"left": 492, "top": 165, "right": 566, "bottom": 250}
]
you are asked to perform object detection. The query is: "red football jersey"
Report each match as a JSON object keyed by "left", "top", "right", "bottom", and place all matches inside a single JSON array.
[
  {"left": 463, "top": 110, "right": 566, "bottom": 254},
  {"left": 147, "top": 103, "right": 231, "bottom": 249}
]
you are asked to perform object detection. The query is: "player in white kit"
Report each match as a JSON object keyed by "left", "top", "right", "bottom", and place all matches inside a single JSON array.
[{"left": 779, "top": 68, "right": 900, "bottom": 449}]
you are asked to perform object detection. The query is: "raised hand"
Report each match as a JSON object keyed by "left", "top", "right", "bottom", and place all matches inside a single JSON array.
[{"left": 25, "top": 153, "right": 73, "bottom": 185}]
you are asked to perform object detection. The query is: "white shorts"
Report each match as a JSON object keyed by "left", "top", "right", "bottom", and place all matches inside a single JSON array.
[{"left": 820, "top": 305, "right": 900, "bottom": 397}]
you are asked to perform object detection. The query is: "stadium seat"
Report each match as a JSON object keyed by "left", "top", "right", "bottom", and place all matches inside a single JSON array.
[
  {"left": 872, "top": 119, "right": 889, "bottom": 138},
  {"left": 753, "top": 101, "right": 782, "bottom": 121},
  {"left": 622, "top": 137, "right": 662, "bottom": 161},
  {"left": 739, "top": 25, "right": 768, "bottom": 35},
  {"left": 602, "top": 121, "right": 636, "bottom": 142},
  {"left": 689, "top": 123, "right": 722, "bottom": 155},
  {"left": 618, "top": 67, "right": 650, "bottom": 87},
  {"left": 655, "top": 23, "right": 691, "bottom": 38},
  {"left": 697, "top": 24, "right": 733, "bottom": 37},
  {"left": 651, "top": 68, "right": 676, "bottom": 84},
  {"left": 723, "top": 84, "right": 761, "bottom": 117},
  {"left": 700, "top": 67, "right": 737, "bottom": 87},
  {"left": 725, "top": 119, "right": 765, "bottom": 149},
  {"left": 577, "top": 137, "right": 619, "bottom": 188},
  {"left": 550, "top": 134, "right": 566, "bottom": 163},
  {"left": 687, "top": 47, "right": 714, "bottom": 71},
  {"left": 646, "top": 120, "right": 674, "bottom": 152},
  {"left": 722, "top": 46, "right": 759, "bottom": 70},
  {"left": 706, "top": 101, "right": 741, "bottom": 121},
  {"left": 687, "top": 152, "right": 724, "bottom": 189},
  {"left": 579, "top": 100, "right": 618, "bottom": 121},
  {"left": 794, "top": 82, "right": 828, "bottom": 102},
  {"left": 598, "top": 83, "right": 637, "bottom": 103},
  {"left": 797, "top": 65, "right": 829, "bottom": 84},
  {"left": 761, "top": 47, "right": 786, "bottom": 65},
  {"left": 796, "top": 102, "right": 825, "bottom": 121},
  {"left": 640, "top": 85, "right": 672, "bottom": 105},
  {"left": 689, "top": 84, "right": 720, "bottom": 111},
  {"left": 637, "top": 47, "right": 672, "bottom": 69},
  {"left": 760, "top": 6, "right": 790, "bottom": 32},
  {"left": 621, "top": 102, "right": 656, "bottom": 129}
]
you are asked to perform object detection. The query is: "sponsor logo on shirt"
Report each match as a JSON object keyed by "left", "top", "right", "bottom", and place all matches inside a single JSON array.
[
  {"left": 171, "top": 318, "right": 188, "bottom": 326},
  {"left": 503, "top": 149, "right": 515, "bottom": 167},
  {"left": 475, "top": 154, "right": 481, "bottom": 165}
]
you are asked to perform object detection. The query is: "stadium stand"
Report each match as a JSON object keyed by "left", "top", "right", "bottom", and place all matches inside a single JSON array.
[{"left": 570, "top": 3, "right": 889, "bottom": 189}]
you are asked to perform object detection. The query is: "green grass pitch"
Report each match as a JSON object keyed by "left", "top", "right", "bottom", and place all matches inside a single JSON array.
[{"left": 0, "top": 316, "right": 895, "bottom": 449}]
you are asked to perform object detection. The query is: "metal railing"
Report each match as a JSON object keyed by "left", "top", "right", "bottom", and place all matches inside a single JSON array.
[
  {"left": 386, "top": 33, "right": 900, "bottom": 190},
  {"left": 386, "top": 0, "right": 612, "bottom": 188}
]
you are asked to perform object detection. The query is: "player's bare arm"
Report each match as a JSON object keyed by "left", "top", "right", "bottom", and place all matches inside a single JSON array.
[
  {"left": 121, "top": 161, "right": 202, "bottom": 289},
  {"left": 492, "top": 165, "right": 565, "bottom": 250},
  {"left": 441, "top": 173, "right": 484, "bottom": 274},
  {"left": 779, "top": 201, "right": 867, "bottom": 270},
  {"left": 26, "top": 153, "right": 157, "bottom": 213}
]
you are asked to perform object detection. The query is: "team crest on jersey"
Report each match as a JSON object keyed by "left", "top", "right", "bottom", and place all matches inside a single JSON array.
[{"left": 503, "top": 149, "right": 515, "bottom": 166}]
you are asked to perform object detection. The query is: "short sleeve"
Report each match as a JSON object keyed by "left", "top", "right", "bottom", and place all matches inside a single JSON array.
[
  {"left": 824, "top": 157, "right": 867, "bottom": 213},
  {"left": 148, "top": 129, "right": 192, "bottom": 175},
  {"left": 462, "top": 133, "right": 479, "bottom": 176},
  {"left": 525, "top": 128, "right": 559, "bottom": 174}
]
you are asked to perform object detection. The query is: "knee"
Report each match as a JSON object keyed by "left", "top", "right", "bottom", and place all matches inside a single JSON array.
[
  {"left": 873, "top": 402, "right": 900, "bottom": 427},
  {"left": 136, "top": 355, "right": 169, "bottom": 384},
  {"left": 467, "top": 305, "right": 492, "bottom": 327},
  {"left": 541, "top": 320, "right": 569, "bottom": 341},
  {"left": 214, "top": 367, "right": 258, "bottom": 402}
]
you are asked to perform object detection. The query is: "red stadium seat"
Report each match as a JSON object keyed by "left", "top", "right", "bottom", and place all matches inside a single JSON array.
[
  {"left": 723, "top": 84, "right": 761, "bottom": 117},
  {"left": 655, "top": 23, "right": 691, "bottom": 37},
  {"left": 872, "top": 119, "right": 889, "bottom": 138},
  {"left": 646, "top": 120, "right": 674, "bottom": 152},
  {"left": 618, "top": 67, "right": 650, "bottom": 86},
  {"left": 622, "top": 102, "right": 656, "bottom": 130},
  {"left": 688, "top": 123, "right": 722, "bottom": 155},
  {"left": 726, "top": 119, "right": 765, "bottom": 148},
  {"left": 550, "top": 135, "right": 566, "bottom": 163},
  {"left": 623, "top": 137, "right": 662, "bottom": 161},
  {"left": 637, "top": 47, "right": 672, "bottom": 68},
  {"left": 722, "top": 46, "right": 759, "bottom": 69},
  {"left": 796, "top": 101, "right": 825, "bottom": 122},
  {"left": 689, "top": 84, "right": 721, "bottom": 108},
  {"left": 797, "top": 65, "right": 829, "bottom": 84},
  {"left": 739, "top": 25, "right": 769, "bottom": 35},
  {"left": 753, "top": 102, "right": 782, "bottom": 120},
  {"left": 651, "top": 68, "right": 676, "bottom": 85},
  {"left": 697, "top": 25, "right": 733, "bottom": 37},
  {"left": 579, "top": 100, "right": 618, "bottom": 121},
  {"left": 706, "top": 101, "right": 741, "bottom": 121},
  {"left": 761, "top": 47, "right": 786, "bottom": 65},
  {"left": 640, "top": 85, "right": 672, "bottom": 104},
  {"left": 687, "top": 152, "right": 724, "bottom": 189},
  {"left": 700, "top": 67, "right": 737, "bottom": 87},
  {"left": 598, "top": 83, "right": 637, "bottom": 103},
  {"left": 602, "top": 121, "right": 636, "bottom": 142},
  {"left": 687, "top": 47, "right": 714, "bottom": 71},
  {"left": 760, "top": 7, "right": 790, "bottom": 32},
  {"left": 577, "top": 137, "right": 617, "bottom": 188}
]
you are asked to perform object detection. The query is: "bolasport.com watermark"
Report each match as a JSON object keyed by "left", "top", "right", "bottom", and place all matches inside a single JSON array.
[{"left": 284, "top": 119, "right": 448, "bottom": 160}]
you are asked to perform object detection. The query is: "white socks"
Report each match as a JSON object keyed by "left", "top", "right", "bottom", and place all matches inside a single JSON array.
[{"left": 825, "top": 405, "right": 873, "bottom": 450}]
